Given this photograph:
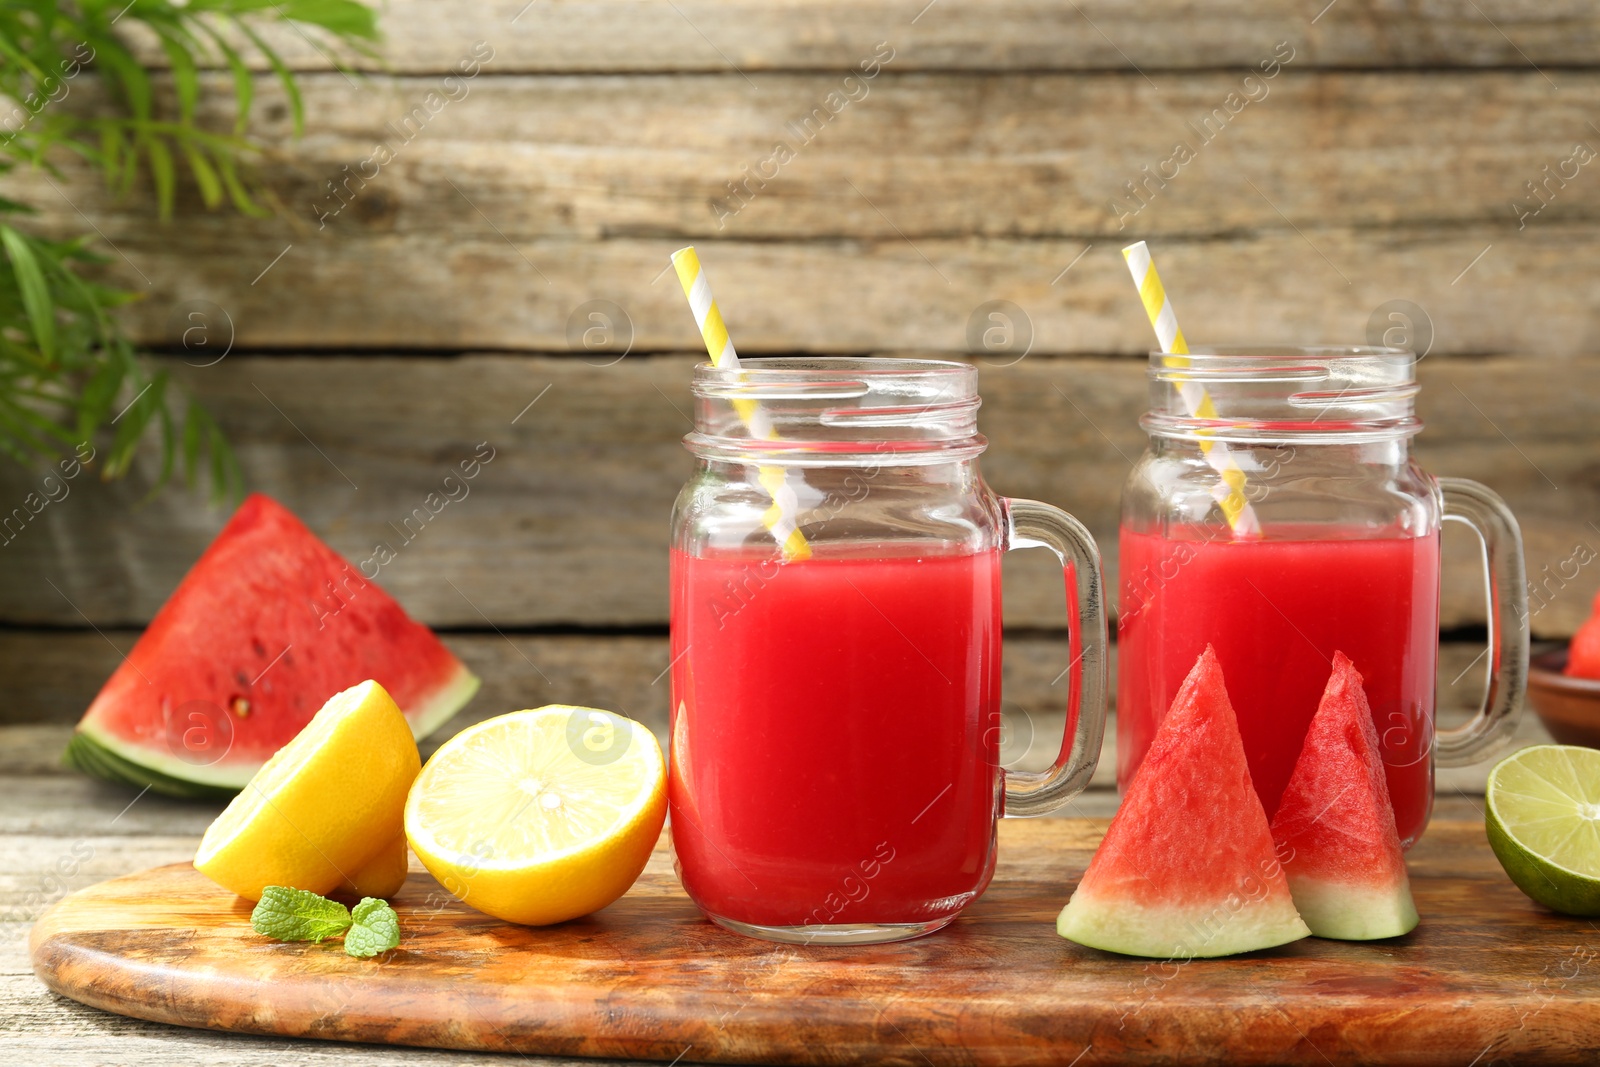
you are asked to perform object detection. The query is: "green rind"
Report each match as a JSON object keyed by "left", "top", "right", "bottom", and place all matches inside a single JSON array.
[
  {"left": 63, "top": 731, "right": 238, "bottom": 800},
  {"left": 407, "top": 661, "right": 480, "bottom": 742},
  {"left": 1056, "top": 890, "right": 1311, "bottom": 959},
  {"left": 66, "top": 662, "right": 479, "bottom": 800},
  {"left": 1286, "top": 875, "right": 1419, "bottom": 940}
]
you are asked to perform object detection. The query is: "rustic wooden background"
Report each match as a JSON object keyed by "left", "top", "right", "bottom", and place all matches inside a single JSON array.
[
  {"left": 4, "top": 0, "right": 1595, "bottom": 775},
  {"left": 4, "top": 2, "right": 1597, "bottom": 1058}
]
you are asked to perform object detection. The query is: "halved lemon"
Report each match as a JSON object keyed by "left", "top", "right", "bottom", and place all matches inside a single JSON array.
[
  {"left": 404, "top": 705, "right": 666, "bottom": 926},
  {"left": 194, "top": 680, "right": 420, "bottom": 900}
]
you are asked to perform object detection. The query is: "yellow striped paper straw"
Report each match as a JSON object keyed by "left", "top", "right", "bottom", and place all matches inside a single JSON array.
[
  {"left": 671, "top": 247, "right": 812, "bottom": 560},
  {"left": 1122, "top": 241, "right": 1260, "bottom": 536}
]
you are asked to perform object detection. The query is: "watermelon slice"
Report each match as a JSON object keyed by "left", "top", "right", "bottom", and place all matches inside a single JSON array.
[
  {"left": 1057, "top": 646, "right": 1309, "bottom": 958},
  {"left": 65, "top": 494, "right": 478, "bottom": 798},
  {"left": 1270, "top": 651, "right": 1419, "bottom": 940}
]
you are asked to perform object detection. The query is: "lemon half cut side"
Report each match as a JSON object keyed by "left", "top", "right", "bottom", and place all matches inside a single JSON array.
[{"left": 404, "top": 705, "right": 667, "bottom": 926}]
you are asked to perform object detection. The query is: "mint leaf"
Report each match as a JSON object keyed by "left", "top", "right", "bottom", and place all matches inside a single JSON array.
[
  {"left": 344, "top": 897, "right": 400, "bottom": 958},
  {"left": 251, "top": 886, "right": 353, "bottom": 943},
  {"left": 248, "top": 887, "right": 401, "bottom": 958}
]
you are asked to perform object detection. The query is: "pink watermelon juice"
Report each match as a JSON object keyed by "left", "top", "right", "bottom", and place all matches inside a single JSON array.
[
  {"left": 669, "top": 546, "right": 1002, "bottom": 929},
  {"left": 1118, "top": 527, "right": 1440, "bottom": 848}
]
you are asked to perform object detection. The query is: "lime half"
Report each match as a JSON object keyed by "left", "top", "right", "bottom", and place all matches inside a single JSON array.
[{"left": 1486, "top": 744, "right": 1600, "bottom": 916}]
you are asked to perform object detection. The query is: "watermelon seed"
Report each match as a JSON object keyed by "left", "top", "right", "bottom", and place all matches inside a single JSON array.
[{"left": 230, "top": 696, "right": 252, "bottom": 718}]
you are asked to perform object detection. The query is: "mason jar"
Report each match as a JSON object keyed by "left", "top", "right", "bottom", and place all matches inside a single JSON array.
[
  {"left": 669, "top": 357, "right": 1108, "bottom": 944},
  {"left": 1118, "top": 345, "right": 1528, "bottom": 848}
]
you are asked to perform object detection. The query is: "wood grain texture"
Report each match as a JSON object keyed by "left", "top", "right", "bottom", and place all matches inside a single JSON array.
[
  {"left": 118, "top": 1, "right": 1600, "bottom": 73},
  {"left": 30, "top": 820, "right": 1600, "bottom": 1065},
  {"left": 0, "top": 796, "right": 1534, "bottom": 1065},
  {"left": 0, "top": 355, "right": 1592, "bottom": 634},
  {"left": 3, "top": 801, "right": 1507, "bottom": 1065},
  {"left": 0, "top": 974, "right": 603, "bottom": 1067},
  {"left": 47, "top": 226, "right": 1600, "bottom": 359},
  {"left": 5, "top": 68, "right": 1598, "bottom": 354},
  {"left": 21, "top": 71, "right": 1600, "bottom": 245}
]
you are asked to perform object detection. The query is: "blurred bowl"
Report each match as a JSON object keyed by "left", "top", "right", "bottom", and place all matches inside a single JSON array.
[{"left": 1528, "top": 647, "right": 1600, "bottom": 748}]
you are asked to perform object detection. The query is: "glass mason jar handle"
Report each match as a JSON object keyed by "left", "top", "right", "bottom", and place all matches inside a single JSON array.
[
  {"left": 1000, "top": 498, "right": 1110, "bottom": 815},
  {"left": 1435, "top": 477, "right": 1530, "bottom": 767}
]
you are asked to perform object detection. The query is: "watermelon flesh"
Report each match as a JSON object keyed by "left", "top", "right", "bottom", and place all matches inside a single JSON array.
[
  {"left": 1270, "top": 651, "right": 1419, "bottom": 940},
  {"left": 1567, "top": 613, "right": 1600, "bottom": 680},
  {"left": 1564, "top": 587, "right": 1600, "bottom": 679},
  {"left": 1057, "top": 646, "right": 1309, "bottom": 958},
  {"left": 66, "top": 494, "right": 478, "bottom": 797}
]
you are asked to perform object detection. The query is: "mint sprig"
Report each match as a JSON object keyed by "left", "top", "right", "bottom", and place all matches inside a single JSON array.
[{"left": 250, "top": 887, "right": 401, "bottom": 958}]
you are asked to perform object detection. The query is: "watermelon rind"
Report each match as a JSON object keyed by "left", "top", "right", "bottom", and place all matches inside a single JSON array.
[
  {"left": 1057, "top": 890, "right": 1310, "bottom": 959},
  {"left": 62, "top": 730, "right": 238, "bottom": 800},
  {"left": 406, "top": 660, "right": 481, "bottom": 745},
  {"left": 1284, "top": 876, "right": 1419, "bottom": 940},
  {"left": 65, "top": 660, "right": 478, "bottom": 799}
]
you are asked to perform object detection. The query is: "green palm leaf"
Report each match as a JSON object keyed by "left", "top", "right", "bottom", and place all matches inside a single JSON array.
[
  {"left": 0, "top": 225, "right": 56, "bottom": 361},
  {"left": 0, "top": 0, "right": 381, "bottom": 500}
]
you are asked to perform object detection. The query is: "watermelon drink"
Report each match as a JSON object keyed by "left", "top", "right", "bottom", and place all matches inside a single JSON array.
[
  {"left": 669, "top": 546, "right": 1001, "bottom": 931},
  {"left": 669, "top": 356, "right": 1110, "bottom": 944},
  {"left": 1117, "top": 527, "right": 1440, "bottom": 847},
  {"left": 1118, "top": 345, "right": 1529, "bottom": 851}
]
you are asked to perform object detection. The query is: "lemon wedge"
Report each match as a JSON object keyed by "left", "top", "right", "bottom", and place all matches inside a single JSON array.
[
  {"left": 194, "top": 680, "right": 420, "bottom": 901},
  {"left": 404, "top": 705, "right": 666, "bottom": 925}
]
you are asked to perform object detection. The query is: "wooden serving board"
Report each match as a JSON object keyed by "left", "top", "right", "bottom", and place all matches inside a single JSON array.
[{"left": 30, "top": 819, "right": 1600, "bottom": 1065}]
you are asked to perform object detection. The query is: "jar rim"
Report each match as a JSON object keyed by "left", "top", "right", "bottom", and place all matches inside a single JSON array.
[
  {"left": 1143, "top": 344, "right": 1421, "bottom": 443},
  {"left": 691, "top": 356, "right": 974, "bottom": 399},
  {"left": 696, "top": 355, "right": 973, "bottom": 373},
  {"left": 686, "top": 356, "right": 984, "bottom": 465},
  {"left": 1147, "top": 344, "right": 1415, "bottom": 383},
  {"left": 1150, "top": 344, "right": 1414, "bottom": 361}
]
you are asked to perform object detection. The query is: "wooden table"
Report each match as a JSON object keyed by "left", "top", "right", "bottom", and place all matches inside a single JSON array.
[{"left": 4, "top": 714, "right": 1551, "bottom": 1067}]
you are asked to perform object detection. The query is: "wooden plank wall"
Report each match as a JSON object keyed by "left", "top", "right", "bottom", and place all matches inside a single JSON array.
[{"left": 1, "top": 1, "right": 1593, "bottom": 752}]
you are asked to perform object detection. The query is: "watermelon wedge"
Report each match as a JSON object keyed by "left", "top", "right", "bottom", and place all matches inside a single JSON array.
[
  {"left": 1057, "top": 646, "right": 1309, "bottom": 958},
  {"left": 65, "top": 494, "right": 478, "bottom": 798},
  {"left": 1270, "top": 651, "right": 1419, "bottom": 940}
]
